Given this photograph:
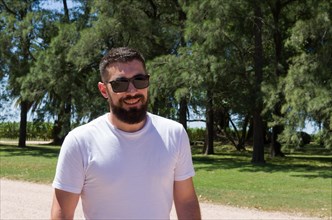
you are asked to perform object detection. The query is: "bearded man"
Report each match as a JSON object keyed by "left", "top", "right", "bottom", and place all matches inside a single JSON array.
[{"left": 51, "top": 47, "right": 201, "bottom": 220}]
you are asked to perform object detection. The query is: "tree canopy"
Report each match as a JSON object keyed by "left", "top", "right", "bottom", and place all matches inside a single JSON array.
[{"left": 0, "top": 0, "right": 330, "bottom": 155}]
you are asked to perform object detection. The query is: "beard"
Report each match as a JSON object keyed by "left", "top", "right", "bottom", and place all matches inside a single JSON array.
[{"left": 110, "top": 94, "right": 148, "bottom": 124}]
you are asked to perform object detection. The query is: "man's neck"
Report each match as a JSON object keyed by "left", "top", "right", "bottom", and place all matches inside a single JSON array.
[{"left": 108, "top": 113, "right": 147, "bottom": 132}]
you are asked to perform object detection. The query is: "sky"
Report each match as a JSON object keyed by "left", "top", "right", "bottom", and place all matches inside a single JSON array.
[{"left": 40, "top": 0, "right": 78, "bottom": 11}]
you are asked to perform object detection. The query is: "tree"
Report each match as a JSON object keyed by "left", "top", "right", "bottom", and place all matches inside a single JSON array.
[
  {"left": 0, "top": 0, "right": 48, "bottom": 147},
  {"left": 251, "top": 1, "right": 265, "bottom": 163},
  {"left": 181, "top": 0, "right": 266, "bottom": 154},
  {"left": 261, "top": 0, "right": 331, "bottom": 150},
  {"left": 267, "top": 0, "right": 297, "bottom": 157},
  {"left": 21, "top": 0, "right": 85, "bottom": 144},
  {"left": 20, "top": 0, "right": 192, "bottom": 144},
  {"left": 68, "top": 0, "right": 191, "bottom": 121},
  {"left": 280, "top": 0, "right": 332, "bottom": 148}
]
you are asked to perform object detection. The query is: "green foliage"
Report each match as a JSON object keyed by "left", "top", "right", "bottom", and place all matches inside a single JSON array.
[
  {"left": 278, "top": 129, "right": 313, "bottom": 149},
  {"left": 0, "top": 122, "right": 53, "bottom": 140},
  {"left": 0, "top": 122, "right": 19, "bottom": 139},
  {"left": 187, "top": 127, "right": 205, "bottom": 142},
  {"left": 312, "top": 130, "right": 332, "bottom": 149},
  {"left": 280, "top": 1, "right": 332, "bottom": 149},
  {"left": 18, "top": 0, "right": 188, "bottom": 128},
  {"left": 147, "top": 46, "right": 207, "bottom": 118},
  {"left": 0, "top": 0, "right": 65, "bottom": 146},
  {"left": 1, "top": 0, "right": 331, "bottom": 153}
]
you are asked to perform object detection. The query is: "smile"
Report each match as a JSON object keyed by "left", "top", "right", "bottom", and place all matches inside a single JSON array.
[{"left": 123, "top": 97, "right": 141, "bottom": 105}]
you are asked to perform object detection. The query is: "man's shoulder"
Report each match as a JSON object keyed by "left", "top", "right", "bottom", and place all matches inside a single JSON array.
[{"left": 69, "top": 113, "right": 108, "bottom": 136}]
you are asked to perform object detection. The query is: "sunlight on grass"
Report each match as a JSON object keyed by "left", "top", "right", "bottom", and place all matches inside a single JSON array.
[
  {"left": 0, "top": 145, "right": 59, "bottom": 183},
  {"left": 1, "top": 143, "right": 331, "bottom": 218},
  {"left": 191, "top": 144, "right": 331, "bottom": 218}
]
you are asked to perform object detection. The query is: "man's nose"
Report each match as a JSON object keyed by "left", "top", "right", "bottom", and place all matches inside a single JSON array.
[{"left": 127, "top": 81, "right": 137, "bottom": 92}]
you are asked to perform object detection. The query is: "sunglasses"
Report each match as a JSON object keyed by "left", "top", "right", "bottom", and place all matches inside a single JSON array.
[{"left": 108, "top": 74, "right": 150, "bottom": 93}]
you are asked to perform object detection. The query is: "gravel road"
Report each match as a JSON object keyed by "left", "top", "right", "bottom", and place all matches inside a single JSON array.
[{"left": 0, "top": 179, "right": 322, "bottom": 220}]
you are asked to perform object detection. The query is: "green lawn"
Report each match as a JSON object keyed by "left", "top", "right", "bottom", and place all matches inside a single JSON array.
[
  {"left": 0, "top": 144, "right": 59, "bottom": 183},
  {"left": 0, "top": 143, "right": 331, "bottom": 218},
  {"left": 192, "top": 150, "right": 331, "bottom": 218}
]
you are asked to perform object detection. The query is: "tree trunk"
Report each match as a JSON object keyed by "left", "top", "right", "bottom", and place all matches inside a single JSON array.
[
  {"left": 251, "top": 2, "right": 265, "bottom": 164},
  {"left": 228, "top": 116, "right": 246, "bottom": 151},
  {"left": 52, "top": 2, "right": 72, "bottom": 145},
  {"left": 203, "top": 89, "right": 214, "bottom": 155},
  {"left": 270, "top": 0, "right": 286, "bottom": 157},
  {"left": 52, "top": 119, "right": 62, "bottom": 145},
  {"left": 177, "top": 6, "right": 187, "bottom": 131},
  {"left": 18, "top": 21, "right": 30, "bottom": 148},
  {"left": 252, "top": 111, "right": 265, "bottom": 163},
  {"left": 179, "top": 97, "right": 187, "bottom": 130},
  {"left": 52, "top": 98, "right": 71, "bottom": 145},
  {"left": 239, "top": 114, "right": 249, "bottom": 150},
  {"left": 215, "top": 108, "right": 228, "bottom": 131},
  {"left": 271, "top": 123, "right": 284, "bottom": 157},
  {"left": 62, "top": 0, "right": 70, "bottom": 22},
  {"left": 18, "top": 101, "right": 29, "bottom": 148}
]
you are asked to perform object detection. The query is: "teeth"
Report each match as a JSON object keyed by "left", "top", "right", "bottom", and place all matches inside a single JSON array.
[{"left": 124, "top": 98, "right": 140, "bottom": 105}]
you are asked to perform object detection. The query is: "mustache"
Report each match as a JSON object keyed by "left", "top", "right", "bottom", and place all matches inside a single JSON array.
[{"left": 122, "top": 94, "right": 145, "bottom": 101}]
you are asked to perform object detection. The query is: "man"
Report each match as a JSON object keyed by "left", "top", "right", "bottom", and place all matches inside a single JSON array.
[{"left": 51, "top": 47, "right": 201, "bottom": 220}]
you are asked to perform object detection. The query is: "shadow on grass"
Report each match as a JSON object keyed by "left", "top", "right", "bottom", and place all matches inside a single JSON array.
[
  {"left": 193, "top": 152, "right": 332, "bottom": 179},
  {"left": 1, "top": 143, "right": 331, "bottom": 179},
  {"left": 0, "top": 144, "right": 60, "bottom": 159}
]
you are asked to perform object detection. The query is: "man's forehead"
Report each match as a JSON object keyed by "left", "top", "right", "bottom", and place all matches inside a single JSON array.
[{"left": 106, "top": 60, "right": 145, "bottom": 78}]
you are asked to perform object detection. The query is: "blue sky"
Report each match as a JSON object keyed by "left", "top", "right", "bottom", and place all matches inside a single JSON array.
[{"left": 40, "top": 0, "right": 78, "bottom": 11}]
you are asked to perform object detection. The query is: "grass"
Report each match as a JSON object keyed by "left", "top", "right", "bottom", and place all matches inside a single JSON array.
[
  {"left": 0, "top": 144, "right": 59, "bottom": 183},
  {"left": 191, "top": 144, "right": 332, "bottom": 218},
  {"left": 0, "top": 142, "right": 331, "bottom": 218}
]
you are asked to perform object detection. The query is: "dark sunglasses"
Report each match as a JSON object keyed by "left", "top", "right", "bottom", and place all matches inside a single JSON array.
[{"left": 108, "top": 74, "right": 150, "bottom": 93}]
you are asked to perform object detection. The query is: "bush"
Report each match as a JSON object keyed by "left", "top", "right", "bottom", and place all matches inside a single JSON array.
[
  {"left": 0, "top": 121, "right": 53, "bottom": 140},
  {"left": 297, "top": 131, "right": 311, "bottom": 147},
  {"left": 0, "top": 122, "right": 19, "bottom": 139},
  {"left": 187, "top": 128, "right": 205, "bottom": 144},
  {"left": 312, "top": 130, "right": 332, "bottom": 149},
  {"left": 279, "top": 129, "right": 312, "bottom": 149}
]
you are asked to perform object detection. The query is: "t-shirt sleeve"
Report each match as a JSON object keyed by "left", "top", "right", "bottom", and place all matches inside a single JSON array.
[
  {"left": 52, "top": 132, "right": 85, "bottom": 194},
  {"left": 174, "top": 127, "right": 195, "bottom": 181}
]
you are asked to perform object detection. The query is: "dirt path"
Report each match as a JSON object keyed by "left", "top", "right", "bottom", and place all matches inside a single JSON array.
[{"left": 0, "top": 179, "right": 321, "bottom": 220}]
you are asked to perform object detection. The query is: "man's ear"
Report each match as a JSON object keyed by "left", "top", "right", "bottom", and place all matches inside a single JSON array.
[{"left": 98, "top": 82, "right": 108, "bottom": 99}]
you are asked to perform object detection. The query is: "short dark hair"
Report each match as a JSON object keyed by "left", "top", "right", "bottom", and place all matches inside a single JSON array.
[{"left": 99, "top": 47, "right": 146, "bottom": 79}]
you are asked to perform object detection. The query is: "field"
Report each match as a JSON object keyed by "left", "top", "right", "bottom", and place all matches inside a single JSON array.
[{"left": 0, "top": 142, "right": 331, "bottom": 218}]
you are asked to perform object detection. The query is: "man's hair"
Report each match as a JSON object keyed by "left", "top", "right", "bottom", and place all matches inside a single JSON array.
[{"left": 99, "top": 47, "right": 146, "bottom": 79}]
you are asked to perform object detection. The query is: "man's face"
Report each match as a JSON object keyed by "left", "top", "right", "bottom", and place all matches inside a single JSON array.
[{"left": 99, "top": 60, "right": 149, "bottom": 124}]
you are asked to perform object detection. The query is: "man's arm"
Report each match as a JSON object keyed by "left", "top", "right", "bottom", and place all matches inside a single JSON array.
[
  {"left": 174, "top": 177, "right": 201, "bottom": 220},
  {"left": 51, "top": 188, "right": 80, "bottom": 220}
]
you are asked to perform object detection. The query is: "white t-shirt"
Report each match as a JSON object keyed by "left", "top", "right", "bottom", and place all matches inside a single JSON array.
[{"left": 52, "top": 113, "right": 195, "bottom": 219}]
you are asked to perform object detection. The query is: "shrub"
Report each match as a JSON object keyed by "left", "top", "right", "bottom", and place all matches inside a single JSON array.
[
  {"left": 0, "top": 121, "right": 53, "bottom": 140},
  {"left": 279, "top": 129, "right": 311, "bottom": 149},
  {"left": 312, "top": 130, "right": 332, "bottom": 149},
  {"left": 298, "top": 131, "right": 311, "bottom": 147},
  {"left": 187, "top": 128, "right": 205, "bottom": 144},
  {"left": 0, "top": 122, "right": 19, "bottom": 139}
]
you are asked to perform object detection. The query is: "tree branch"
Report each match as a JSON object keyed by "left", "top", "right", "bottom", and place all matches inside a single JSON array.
[
  {"left": 0, "top": 0, "right": 18, "bottom": 16},
  {"left": 187, "top": 119, "right": 206, "bottom": 123}
]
